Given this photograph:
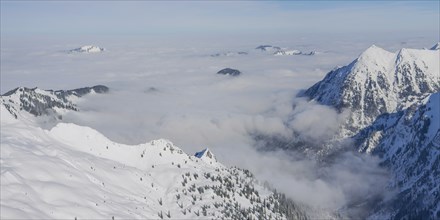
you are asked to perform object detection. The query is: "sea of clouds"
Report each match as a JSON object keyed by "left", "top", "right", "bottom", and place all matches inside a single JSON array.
[{"left": 1, "top": 33, "right": 436, "bottom": 216}]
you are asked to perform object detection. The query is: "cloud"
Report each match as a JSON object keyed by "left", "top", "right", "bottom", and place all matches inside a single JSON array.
[{"left": 287, "top": 98, "right": 350, "bottom": 141}]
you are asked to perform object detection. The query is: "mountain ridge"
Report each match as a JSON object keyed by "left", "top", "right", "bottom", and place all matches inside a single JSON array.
[{"left": 1, "top": 85, "right": 109, "bottom": 119}]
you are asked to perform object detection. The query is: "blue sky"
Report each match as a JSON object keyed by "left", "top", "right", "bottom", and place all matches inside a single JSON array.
[{"left": 1, "top": 1, "right": 439, "bottom": 36}]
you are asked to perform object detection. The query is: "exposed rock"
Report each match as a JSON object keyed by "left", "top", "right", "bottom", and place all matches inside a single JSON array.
[{"left": 217, "top": 68, "right": 241, "bottom": 76}]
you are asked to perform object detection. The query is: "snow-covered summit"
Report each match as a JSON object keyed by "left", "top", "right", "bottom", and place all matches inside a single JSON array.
[
  {"left": 69, "top": 45, "right": 105, "bottom": 53},
  {"left": 303, "top": 45, "right": 439, "bottom": 136},
  {"left": 356, "top": 45, "right": 395, "bottom": 67}
]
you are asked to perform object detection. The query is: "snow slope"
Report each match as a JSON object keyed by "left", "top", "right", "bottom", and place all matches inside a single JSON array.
[
  {"left": 355, "top": 92, "right": 440, "bottom": 219},
  {"left": 1, "top": 104, "right": 311, "bottom": 219}
]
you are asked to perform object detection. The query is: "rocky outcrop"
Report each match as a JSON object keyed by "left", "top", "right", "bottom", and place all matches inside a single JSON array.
[{"left": 217, "top": 68, "right": 241, "bottom": 77}]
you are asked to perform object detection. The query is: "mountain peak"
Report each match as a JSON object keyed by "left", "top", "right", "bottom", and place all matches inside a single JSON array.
[
  {"left": 194, "top": 148, "right": 217, "bottom": 164},
  {"left": 362, "top": 44, "right": 384, "bottom": 53},
  {"left": 357, "top": 45, "right": 393, "bottom": 61}
]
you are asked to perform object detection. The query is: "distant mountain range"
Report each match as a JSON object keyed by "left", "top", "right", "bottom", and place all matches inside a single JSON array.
[{"left": 211, "top": 45, "right": 317, "bottom": 57}]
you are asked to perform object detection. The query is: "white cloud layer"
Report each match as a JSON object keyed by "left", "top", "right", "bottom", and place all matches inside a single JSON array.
[{"left": 1, "top": 34, "right": 435, "bottom": 215}]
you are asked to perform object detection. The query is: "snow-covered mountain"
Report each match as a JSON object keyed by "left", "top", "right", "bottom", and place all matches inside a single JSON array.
[
  {"left": 298, "top": 44, "right": 440, "bottom": 219},
  {"left": 302, "top": 45, "right": 439, "bottom": 136},
  {"left": 1, "top": 85, "right": 109, "bottom": 119},
  {"left": 69, "top": 45, "right": 105, "bottom": 53},
  {"left": 354, "top": 92, "right": 440, "bottom": 219},
  {"left": 210, "top": 45, "right": 316, "bottom": 58}
]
